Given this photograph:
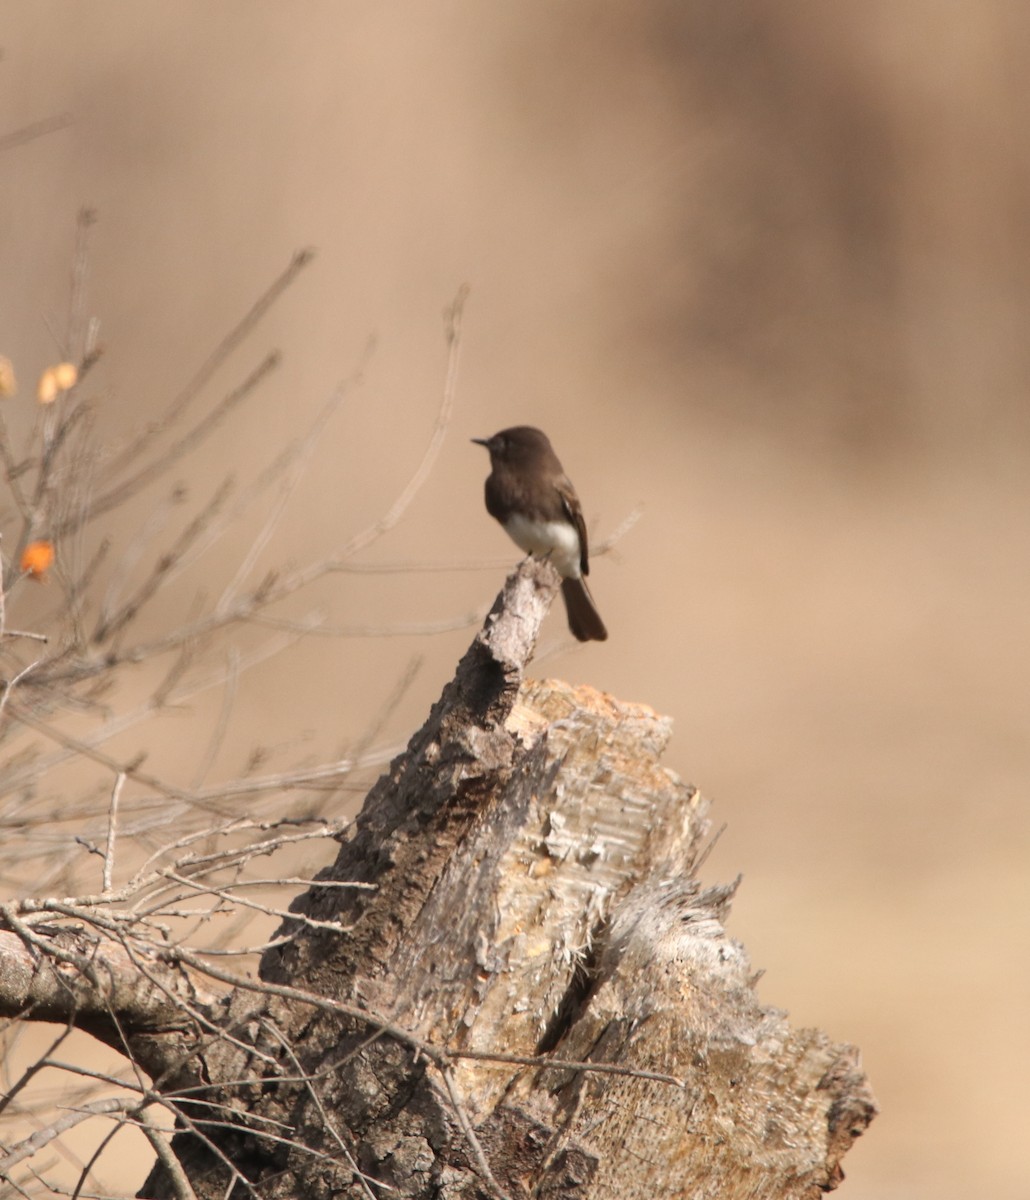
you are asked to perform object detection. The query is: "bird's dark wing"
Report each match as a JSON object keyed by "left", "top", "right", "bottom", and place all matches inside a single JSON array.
[{"left": 556, "top": 475, "right": 590, "bottom": 576}]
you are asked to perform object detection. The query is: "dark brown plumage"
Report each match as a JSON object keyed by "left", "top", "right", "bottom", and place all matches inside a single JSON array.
[{"left": 472, "top": 426, "right": 607, "bottom": 642}]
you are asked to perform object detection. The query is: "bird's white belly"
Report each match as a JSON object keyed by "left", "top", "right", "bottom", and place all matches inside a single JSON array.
[{"left": 503, "top": 513, "right": 581, "bottom": 578}]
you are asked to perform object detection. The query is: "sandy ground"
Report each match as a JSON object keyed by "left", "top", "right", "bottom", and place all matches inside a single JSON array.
[{"left": 2, "top": 5, "right": 1028, "bottom": 1196}]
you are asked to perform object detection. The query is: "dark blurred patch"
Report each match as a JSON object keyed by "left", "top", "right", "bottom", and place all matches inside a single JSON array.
[
  {"left": 647, "top": 6, "right": 907, "bottom": 453},
  {"left": 502, "top": 2, "right": 1030, "bottom": 460}
]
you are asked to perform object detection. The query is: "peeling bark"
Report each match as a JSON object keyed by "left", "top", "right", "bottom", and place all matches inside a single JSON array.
[{"left": 0, "top": 558, "right": 876, "bottom": 1199}]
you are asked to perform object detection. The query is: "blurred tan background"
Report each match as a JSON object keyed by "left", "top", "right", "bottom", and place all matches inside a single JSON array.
[{"left": 3, "top": 3, "right": 1029, "bottom": 1196}]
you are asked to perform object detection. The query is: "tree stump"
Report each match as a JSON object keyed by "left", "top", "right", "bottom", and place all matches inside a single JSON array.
[{"left": 0, "top": 556, "right": 875, "bottom": 1198}]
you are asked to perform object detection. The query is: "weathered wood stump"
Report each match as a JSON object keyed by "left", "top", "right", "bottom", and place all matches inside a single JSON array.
[{"left": 131, "top": 556, "right": 875, "bottom": 1197}]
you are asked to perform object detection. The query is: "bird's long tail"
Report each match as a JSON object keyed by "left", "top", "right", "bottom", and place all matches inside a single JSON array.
[{"left": 561, "top": 576, "right": 608, "bottom": 642}]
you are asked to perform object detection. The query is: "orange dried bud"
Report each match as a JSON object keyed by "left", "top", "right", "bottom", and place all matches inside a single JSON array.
[
  {"left": 20, "top": 540, "right": 55, "bottom": 580},
  {"left": 37, "top": 369, "right": 58, "bottom": 404},
  {"left": 53, "top": 361, "right": 78, "bottom": 389},
  {"left": 0, "top": 357, "right": 16, "bottom": 398},
  {"left": 36, "top": 362, "right": 77, "bottom": 404}
]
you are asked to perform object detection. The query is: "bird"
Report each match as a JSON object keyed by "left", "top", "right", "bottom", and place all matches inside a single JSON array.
[{"left": 472, "top": 425, "right": 607, "bottom": 642}]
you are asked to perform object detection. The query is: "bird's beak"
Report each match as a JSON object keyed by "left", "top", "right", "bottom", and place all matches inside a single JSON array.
[{"left": 471, "top": 437, "right": 490, "bottom": 448}]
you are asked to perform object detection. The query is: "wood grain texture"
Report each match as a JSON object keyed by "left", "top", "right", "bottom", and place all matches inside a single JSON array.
[{"left": 128, "top": 556, "right": 875, "bottom": 1197}]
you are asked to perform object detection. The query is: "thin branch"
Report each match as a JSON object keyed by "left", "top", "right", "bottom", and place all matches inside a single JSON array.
[
  {"left": 0, "top": 112, "right": 73, "bottom": 153},
  {"left": 92, "top": 475, "right": 236, "bottom": 644},
  {"left": 0, "top": 1096, "right": 130, "bottom": 1174},
  {"left": 0, "top": 657, "right": 45, "bottom": 725},
  {"left": 363, "top": 285, "right": 467, "bottom": 539},
  {"left": 71, "top": 352, "right": 279, "bottom": 538},
  {"left": 264, "top": 1022, "right": 383, "bottom": 1200},
  {"left": 6, "top": 701, "right": 209, "bottom": 808},
  {"left": 104, "top": 249, "right": 315, "bottom": 479},
  {"left": 160, "top": 360, "right": 371, "bottom": 596},
  {"left": 92, "top": 486, "right": 189, "bottom": 640},
  {"left": 143, "top": 1102, "right": 258, "bottom": 1200},
  {"left": 0, "top": 622, "right": 329, "bottom": 804},
  {"left": 66, "top": 206, "right": 97, "bottom": 366},
  {"left": 102, "top": 773, "right": 125, "bottom": 893},
  {"left": 322, "top": 502, "right": 641, "bottom": 575},
  {"left": 139, "top": 944, "right": 687, "bottom": 1091},
  {"left": 447, "top": 1047, "right": 686, "bottom": 1090},
  {"left": 439, "top": 1064, "right": 510, "bottom": 1200},
  {"left": 53, "top": 536, "right": 111, "bottom": 649},
  {"left": 212, "top": 370, "right": 362, "bottom": 616},
  {"left": 0, "top": 412, "right": 32, "bottom": 527},
  {"left": 0, "top": 1024, "right": 75, "bottom": 1117},
  {"left": 327, "top": 555, "right": 523, "bottom": 574},
  {"left": 241, "top": 609, "right": 482, "bottom": 639},
  {"left": 138, "top": 1110, "right": 198, "bottom": 1200},
  {"left": 190, "top": 650, "right": 239, "bottom": 791},
  {"left": 126, "top": 816, "right": 344, "bottom": 901},
  {"left": 69, "top": 1119, "right": 123, "bottom": 1200},
  {"left": 189, "top": 877, "right": 375, "bottom": 892},
  {"left": 323, "top": 283, "right": 468, "bottom": 564},
  {"left": 160, "top": 871, "right": 354, "bottom": 935}
]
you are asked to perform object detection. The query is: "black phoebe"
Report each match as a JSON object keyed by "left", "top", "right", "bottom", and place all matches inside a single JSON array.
[{"left": 472, "top": 425, "right": 608, "bottom": 642}]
